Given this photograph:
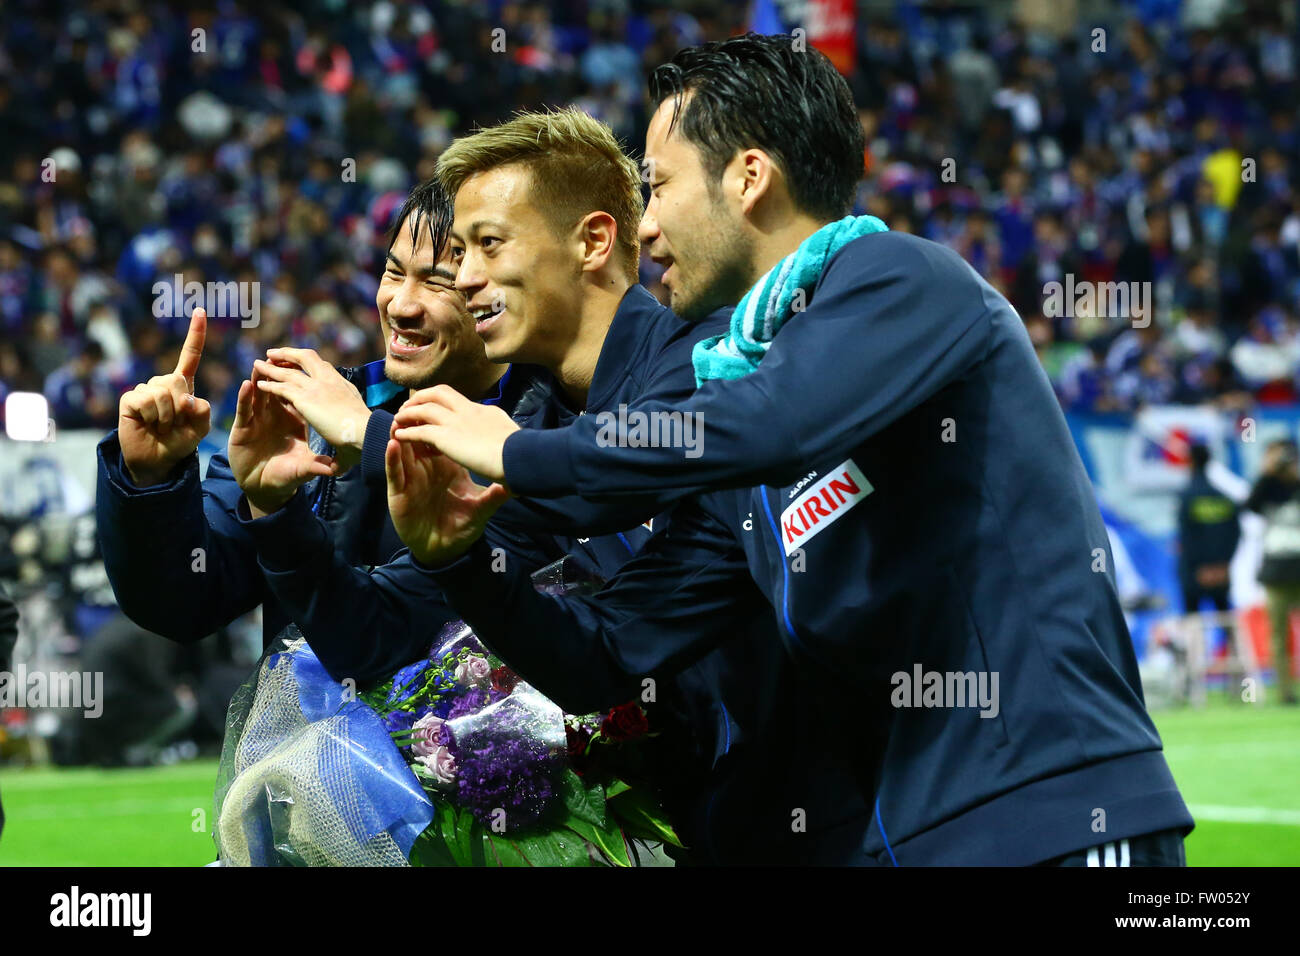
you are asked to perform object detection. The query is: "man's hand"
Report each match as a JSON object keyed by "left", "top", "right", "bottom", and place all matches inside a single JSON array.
[
  {"left": 118, "top": 309, "right": 212, "bottom": 487},
  {"left": 228, "top": 370, "right": 338, "bottom": 517},
  {"left": 386, "top": 434, "right": 510, "bottom": 566},
  {"left": 392, "top": 385, "right": 520, "bottom": 483},
  {"left": 253, "top": 348, "right": 372, "bottom": 470}
]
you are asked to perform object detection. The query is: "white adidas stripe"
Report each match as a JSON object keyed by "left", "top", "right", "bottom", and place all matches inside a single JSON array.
[{"left": 1086, "top": 839, "right": 1132, "bottom": 866}]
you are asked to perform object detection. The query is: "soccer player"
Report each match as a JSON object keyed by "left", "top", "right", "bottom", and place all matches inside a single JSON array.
[
  {"left": 183, "top": 109, "right": 859, "bottom": 863},
  {"left": 390, "top": 35, "right": 1194, "bottom": 865},
  {"left": 96, "top": 179, "right": 537, "bottom": 683}
]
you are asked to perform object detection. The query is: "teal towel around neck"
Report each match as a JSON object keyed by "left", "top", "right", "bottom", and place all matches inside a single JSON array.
[{"left": 692, "top": 215, "right": 889, "bottom": 385}]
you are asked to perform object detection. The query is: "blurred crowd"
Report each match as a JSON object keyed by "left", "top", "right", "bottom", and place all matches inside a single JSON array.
[
  {"left": 855, "top": 3, "right": 1300, "bottom": 415},
  {"left": 0, "top": 0, "right": 1297, "bottom": 438}
]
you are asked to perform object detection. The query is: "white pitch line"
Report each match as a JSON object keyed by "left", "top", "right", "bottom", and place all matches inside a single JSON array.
[{"left": 1188, "top": 804, "right": 1300, "bottom": 826}]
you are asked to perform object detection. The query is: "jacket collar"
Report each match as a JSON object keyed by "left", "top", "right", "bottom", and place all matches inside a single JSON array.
[
  {"left": 355, "top": 360, "right": 403, "bottom": 409},
  {"left": 348, "top": 358, "right": 514, "bottom": 410},
  {"left": 478, "top": 365, "right": 513, "bottom": 406},
  {"left": 584, "top": 284, "right": 671, "bottom": 411}
]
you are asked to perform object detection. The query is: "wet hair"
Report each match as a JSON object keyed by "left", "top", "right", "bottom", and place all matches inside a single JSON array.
[
  {"left": 385, "top": 178, "right": 455, "bottom": 264},
  {"left": 648, "top": 32, "right": 865, "bottom": 222}
]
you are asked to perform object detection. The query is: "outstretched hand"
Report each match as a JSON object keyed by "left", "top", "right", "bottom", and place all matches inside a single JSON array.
[
  {"left": 392, "top": 385, "right": 519, "bottom": 484},
  {"left": 253, "top": 348, "right": 372, "bottom": 471},
  {"left": 386, "top": 431, "right": 510, "bottom": 567},
  {"left": 228, "top": 367, "right": 338, "bottom": 517}
]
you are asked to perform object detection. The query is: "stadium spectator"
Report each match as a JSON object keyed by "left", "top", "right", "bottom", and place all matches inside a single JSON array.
[
  {"left": 1229, "top": 310, "right": 1300, "bottom": 403},
  {"left": 1059, "top": 336, "right": 1126, "bottom": 412},
  {"left": 43, "top": 340, "right": 117, "bottom": 430}
]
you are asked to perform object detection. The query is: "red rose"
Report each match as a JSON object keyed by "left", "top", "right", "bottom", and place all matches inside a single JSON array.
[
  {"left": 490, "top": 666, "right": 521, "bottom": 695},
  {"left": 566, "top": 722, "right": 594, "bottom": 774},
  {"left": 599, "top": 702, "right": 649, "bottom": 742}
]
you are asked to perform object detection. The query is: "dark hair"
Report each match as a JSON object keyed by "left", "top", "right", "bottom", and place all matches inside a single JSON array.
[
  {"left": 385, "top": 178, "right": 454, "bottom": 262},
  {"left": 648, "top": 33, "right": 864, "bottom": 222}
]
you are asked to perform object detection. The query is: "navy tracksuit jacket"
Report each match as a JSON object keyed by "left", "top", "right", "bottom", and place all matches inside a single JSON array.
[
  {"left": 434, "top": 231, "right": 1194, "bottom": 865},
  {"left": 95, "top": 288, "right": 861, "bottom": 863},
  {"left": 95, "top": 360, "right": 536, "bottom": 683}
]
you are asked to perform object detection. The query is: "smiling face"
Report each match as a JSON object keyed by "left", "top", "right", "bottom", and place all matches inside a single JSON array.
[
  {"left": 376, "top": 216, "right": 487, "bottom": 389},
  {"left": 639, "top": 96, "right": 757, "bottom": 321},
  {"left": 449, "top": 163, "right": 584, "bottom": 366}
]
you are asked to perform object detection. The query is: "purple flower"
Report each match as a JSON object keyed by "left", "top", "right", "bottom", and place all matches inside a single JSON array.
[
  {"left": 450, "top": 707, "right": 563, "bottom": 830},
  {"left": 447, "top": 687, "right": 492, "bottom": 721}
]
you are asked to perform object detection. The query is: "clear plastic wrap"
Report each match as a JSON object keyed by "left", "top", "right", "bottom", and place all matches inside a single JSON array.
[
  {"left": 211, "top": 559, "right": 675, "bottom": 866},
  {"left": 213, "top": 628, "right": 433, "bottom": 866}
]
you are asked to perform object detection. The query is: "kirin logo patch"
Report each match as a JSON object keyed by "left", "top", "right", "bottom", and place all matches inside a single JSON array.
[{"left": 779, "top": 459, "right": 873, "bottom": 554}]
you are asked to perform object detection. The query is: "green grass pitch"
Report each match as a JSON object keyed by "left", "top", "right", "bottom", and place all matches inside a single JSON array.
[{"left": 0, "top": 701, "right": 1296, "bottom": 866}]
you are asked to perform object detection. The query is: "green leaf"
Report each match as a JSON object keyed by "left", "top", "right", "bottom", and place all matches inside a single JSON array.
[
  {"left": 612, "top": 806, "right": 683, "bottom": 849},
  {"left": 483, "top": 831, "right": 532, "bottom": 866},
  {"left": 604, "top": 778, "right": 632, "bottom": 799},
  {"left": 558, "top": 769, "right": 606, "bottom": 828},
  {"left": 608, "top": 788, "right": 683, "bottom": 848},
  {"left": 455, "top": 805, "right": 480, "bottom": 865},
  {"left": 564, "top": 818, "right": 633, "bottom": 867},
  {"left": 510, "top": 828, "right": 590, "bottom": 867},
  {"left": 409, "top": 823, "right": 457, "bottom": 867},
  {"left": 437, "top": 801, "right": 471, "bottom": 866}
]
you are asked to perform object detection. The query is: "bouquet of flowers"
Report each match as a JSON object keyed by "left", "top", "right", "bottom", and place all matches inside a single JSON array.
[
  {"left": 212, "top": 559, "right": 680, "bottom": 867},
  {"left": 360, "top": 622, "right": 680, "bottom": 867}
]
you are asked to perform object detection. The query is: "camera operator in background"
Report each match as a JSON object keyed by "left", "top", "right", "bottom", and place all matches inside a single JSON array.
[{"left": 1245, "top": 439, "right": 1300, "bottom": 704}]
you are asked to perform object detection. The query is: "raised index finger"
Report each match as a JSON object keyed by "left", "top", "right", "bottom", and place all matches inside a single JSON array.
[{"left": 174, "top": 308, "right": 207, "bottom": 390}]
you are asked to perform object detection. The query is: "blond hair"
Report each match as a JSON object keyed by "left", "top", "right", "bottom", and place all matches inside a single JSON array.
[{"left": 436, "top": 108, "right": 643, "bottom": 283}]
